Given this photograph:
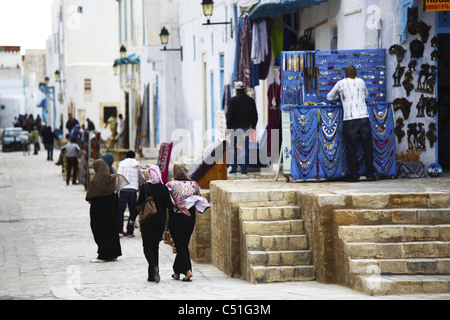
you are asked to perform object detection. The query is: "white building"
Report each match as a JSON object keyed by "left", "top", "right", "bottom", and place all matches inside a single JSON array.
[
  {"left": 0, "top": 46, "right": 25, "bottom": 128},
  {"left": 22, "top": 49, "right": 47, "bottom": 123},
  {"left": 114, "top": 0, "right": 449, "bottom": 170},
  {"left": 47, "top": 0, "right": 121, "bottom": 138}
]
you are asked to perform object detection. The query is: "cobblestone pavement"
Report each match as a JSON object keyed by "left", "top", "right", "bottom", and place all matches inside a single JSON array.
[{"left": 1, "top": 147, "right": 450, "bottom": 301}]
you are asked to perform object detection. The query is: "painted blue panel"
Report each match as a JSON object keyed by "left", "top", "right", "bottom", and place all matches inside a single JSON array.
[{"left": 401, "top": 0, "right": 415, "bottom": 43}]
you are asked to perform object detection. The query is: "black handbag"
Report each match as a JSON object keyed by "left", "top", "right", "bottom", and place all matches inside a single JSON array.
[{"left": 137, "top": 184, "right": 157, "bottom": 224}]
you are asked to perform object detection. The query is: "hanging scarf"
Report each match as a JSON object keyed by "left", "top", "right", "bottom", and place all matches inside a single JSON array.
[
  {"left": 166, "top": 164, "right": 201, "bottom": 216},
  {"left": 86, "top": 159, "right": 129, "bottom": 201}
]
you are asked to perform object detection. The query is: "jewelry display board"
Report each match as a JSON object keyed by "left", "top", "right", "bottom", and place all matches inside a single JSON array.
[{"left": 280, "top": 49, "right": 396, "bottom": 181}]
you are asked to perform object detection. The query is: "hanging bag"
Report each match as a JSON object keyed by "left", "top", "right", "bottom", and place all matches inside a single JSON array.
[{"left": 137, "top": 183, "right": 157, "bottom": 225}]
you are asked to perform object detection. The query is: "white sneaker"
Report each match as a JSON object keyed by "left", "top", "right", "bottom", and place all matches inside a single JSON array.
[
  {"left": 240, "top": 174, "right": 249, "bottom": 179},
  {"left": 90, "top": 258, "right": 106, "bottom": 263}
]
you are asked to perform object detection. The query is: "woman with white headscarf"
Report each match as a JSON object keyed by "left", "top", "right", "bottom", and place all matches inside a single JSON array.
[{"left": 129, "top": 165, "right": 175, "bottom": 283}]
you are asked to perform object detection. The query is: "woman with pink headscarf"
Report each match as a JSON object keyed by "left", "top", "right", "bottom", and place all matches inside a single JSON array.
[{"left": 129, "top": 165, "right": 175, "bottom": 283}]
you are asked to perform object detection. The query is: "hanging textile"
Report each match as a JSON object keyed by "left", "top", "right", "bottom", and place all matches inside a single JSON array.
[
  {"left": 236, "top": 17, "right": 252, "bottom": 88},
  {"left": 368, "top": 104, "right": 397, "bottom": 177}
]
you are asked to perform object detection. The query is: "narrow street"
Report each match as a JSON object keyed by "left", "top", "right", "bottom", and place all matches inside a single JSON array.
[{"left": 1, "top": 147, "right": 450, "bottom": 301}]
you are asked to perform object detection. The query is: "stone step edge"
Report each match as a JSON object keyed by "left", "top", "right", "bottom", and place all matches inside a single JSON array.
[
  {"left": 248, "top": 250, "right": 312, "bottom": 266},
  {"left": 245, "top": 234, "right": 309, "bottom": 251},
  {"left": 250, "top": 265, "right": 316, "bottom": 284},
  {"left": 338, "top": 224, "right": 450, "bottom": 243},
  {"left": 353, "top": 274, "right": 450, "bottom": 296},
  {"left": 334, "top": 208, "right": 450, "bottom": 226},
  {"left": 239, "top": 206, "right": 301, "bottom": 221},
  {"left": 345, "top": 241, "right": 450, "bottom": 259},
  {"left": 349, "top": 258, "right": 450, "bottom": 275},
  {"left": 242, "top": 220, "right": 305, "bottom": 235}
]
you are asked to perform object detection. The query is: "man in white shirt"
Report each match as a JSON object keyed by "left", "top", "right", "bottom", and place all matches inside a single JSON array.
[
  {"left": 327, "top": 65, "right": 375, "bottom": 182},
  {"left": 117, "top": 150, "right": 146, "bottom": 236}
]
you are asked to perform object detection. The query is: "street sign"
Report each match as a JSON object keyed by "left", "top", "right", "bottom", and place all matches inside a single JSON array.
[{"left": 423, "top": 0, "right": 450, "bottom": 11}]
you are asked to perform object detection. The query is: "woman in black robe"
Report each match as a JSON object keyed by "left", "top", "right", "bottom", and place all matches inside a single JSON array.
[
  {"left": 86, "top": 159, "right": 128, "bottom": 262},
  {"left": 129, "top": 165, "right": 175, "bottom": 283},
  {"left": 166, "top": 164, "right": 201, "bottom": 282}
]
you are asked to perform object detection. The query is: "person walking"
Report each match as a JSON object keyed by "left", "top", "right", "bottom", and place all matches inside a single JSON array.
[
  {"left": 43, "top": 125, "right": 55, "bottom": 161},
  {"left": 129, "top": 165, "right": 175, "bottom": 283},
  {"left": 61, "top": 138, "right": 81, "bottom": 185},
  {"left": 327, "top": 65, "right": 376, "bottom": 182},
  {"left": 117, "top": 150, "right": 146, "bottom": 237},
  {"left": 166, "top": 164, "right": 201, "bottom": 282},
  {"left": 66, "top": 113, "right": 79, "bottom": 135},
  {"left": 226, "top": 81, "right": 258, "bottom": 178},
  {"left": 31, "top": 126, "right": 40, "bottom": 155},
  {"left": 86, "top": 159, "right": 128, "bottom": 263}
]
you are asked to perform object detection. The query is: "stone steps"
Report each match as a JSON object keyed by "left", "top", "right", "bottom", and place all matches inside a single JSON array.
[
  {"left": 242, "top": 220, "right": 304, "bottom": 236},
  {"left": 248, "top": 250, "right": 311, "bottom": 266},
  {"left": 240, "top": 205, "right": 315, "bottom": 284},
  {"left": 335, "top": 207, "right": 450, "bottom": 296},
  {"left": 246, "top": 235, "right": 309, "bottom": 251},
  {"left": 354, "top": 275, "right": 450, "bottom": 296},
  {"left": 334, "top": 208, "right": 450, "bottom": 226},
  {"left": 250, "top": 266, "right": 315, "bottom": 284},
  {"left": 339, "top": 225, "right": 450, "bottom": 243},
  {"left": 346, "top": 241, "right": 450, "bottom": 259},
  {"left": 350, "top": 258, "right": 450, "bottom": 275}
]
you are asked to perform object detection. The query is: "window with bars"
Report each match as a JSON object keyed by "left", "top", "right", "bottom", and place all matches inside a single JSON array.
[{"left": 84, "top": 79, "right": 92, "bottom": 98}]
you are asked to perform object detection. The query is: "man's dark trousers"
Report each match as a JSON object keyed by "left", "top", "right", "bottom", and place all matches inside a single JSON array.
[
  {"left": 118, "top": 189, "right": 137, "bottom": 235},
  {"left": 66, "top": 157, "right": 78, "bottom": 185},
  {"left": 343, "top": 118, "right": 375, "bottom": 180}
]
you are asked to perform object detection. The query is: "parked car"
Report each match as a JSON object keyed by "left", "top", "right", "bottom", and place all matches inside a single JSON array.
[{"left": 1, "top": 128, "right": 26, "bottom": 152}]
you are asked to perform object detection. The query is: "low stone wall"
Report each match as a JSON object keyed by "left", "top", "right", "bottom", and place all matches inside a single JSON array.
[
  {"left": 196, "top": 179, "right": 450, "bottom": 286},
  {"left": 208, "top": 180, "right": 298, "bottom": 278},
  {"left": 189, "top": 189, "right": 212, "bottom": 264}
]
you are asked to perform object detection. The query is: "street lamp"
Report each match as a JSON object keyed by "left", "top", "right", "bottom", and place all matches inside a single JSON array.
[
  {"left": 113, "top": 62, "right": 118, "bottom": 75},
  {"left": 55, "top": 70, "right": 60, "bottom": 80},
  {"left": 159, "top": 26, "right": 183, "bottom": 61},
  {"left": 120, "top": 45, "right": 127, "bottom": 59},
  {"left": 201, "top": 0, "right": 233, "bottom": 38},
  {"left": 202, "top": 0, "right": 214, "bottom": 19}
]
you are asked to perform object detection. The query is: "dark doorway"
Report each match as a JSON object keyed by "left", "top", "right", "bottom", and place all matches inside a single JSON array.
[
  {"left": 438, "top": 34, "right": 450, "bottom": 169},
  {"left": 103, "top": 107, "right": 117, "bottom": 126}
]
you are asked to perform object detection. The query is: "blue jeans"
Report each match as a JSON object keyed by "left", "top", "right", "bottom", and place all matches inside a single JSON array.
[
  {"left": 230, "top": 128, "right": 250, "bottom": 174},
  {"left": 118, "top": 189, "right": 137, "bottom": 235},
  {"left": 343, "top": 118, "right": 375, "bottom": 179}
]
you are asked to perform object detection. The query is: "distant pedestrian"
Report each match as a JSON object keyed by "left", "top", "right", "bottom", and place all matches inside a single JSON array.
[
  {"left": 61, "top": 138, "right": 81, "bottom": 185},
  {"left": 66, "top": 113, "right": 79, "bottom": 135},
  {"left": 86, "top": 159, "right": 128, "bottom": 263},
  {"left": 226, "top": 81, "right": 258, "bottom": 177},
  {"left": 43, "top": 126, "right": 55, "bottom": 161},
  {"left": 102, "top": 152, "right": 116, "bottom": 174},
  {"left": 31, "top": 126, "right": 40, "bottom": 155},
  {"left": 86, "top": 118, "right": 96, "bottom": 132},
  {"left": 129, "top": 165, "right": 175, "bottom": 283},
  {"left": 117, "top": 150, "right": 146, "bottom": 237},
  {"left": 166, "top": 164, "right": 201, "bottom": 282}
]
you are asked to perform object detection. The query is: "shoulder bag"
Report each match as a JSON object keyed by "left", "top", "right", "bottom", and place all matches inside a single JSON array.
[{"left": 137, "top": 183, "right": 157, "bottom": 225}]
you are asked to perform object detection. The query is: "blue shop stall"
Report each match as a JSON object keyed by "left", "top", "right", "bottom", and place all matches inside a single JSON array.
[{"left": 280, "top": 49, "right": 397, "bottom": 181}]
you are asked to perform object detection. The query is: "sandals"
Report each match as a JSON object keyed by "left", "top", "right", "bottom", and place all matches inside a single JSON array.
[
  {"left": 172, "top": 270, "right": 193, "bottom": 282},
  {"left": 172, "top": 273, "right": 180, "bottom": 280},
  {"left": 183, "top": 270, "right": 193, "bottom": 282}
]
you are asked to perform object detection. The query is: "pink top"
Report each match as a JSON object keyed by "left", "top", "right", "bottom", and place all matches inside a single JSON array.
[{"left": 166, "top": 180, "right": 201, "bottom": 216}]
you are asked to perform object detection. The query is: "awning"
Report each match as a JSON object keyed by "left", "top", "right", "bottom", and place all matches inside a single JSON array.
[
  {"left": 249, "top": 0, "right": 329, "bottom": 19},
  {"left": 115, "top": 54, "right": 141, "bottom": 66}
]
